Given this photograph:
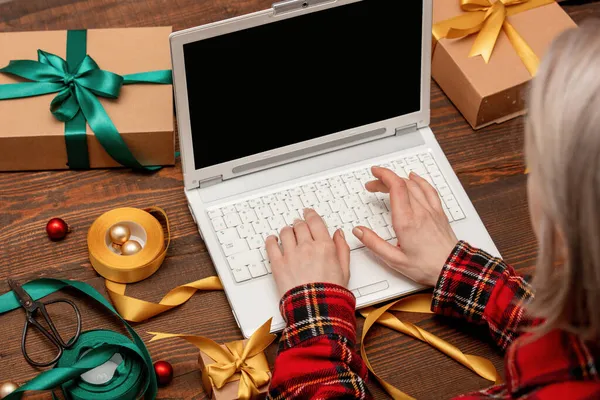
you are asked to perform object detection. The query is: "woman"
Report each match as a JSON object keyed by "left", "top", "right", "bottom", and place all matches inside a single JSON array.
[{"left": 265, "top": 19, "right": 600, "bottom": 399}]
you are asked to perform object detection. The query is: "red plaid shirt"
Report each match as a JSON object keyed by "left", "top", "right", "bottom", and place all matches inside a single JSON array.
[{"left": 267, "top": 241, "right": 600, "bottom": 399}]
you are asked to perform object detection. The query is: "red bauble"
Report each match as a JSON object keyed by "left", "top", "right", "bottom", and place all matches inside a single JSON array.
[
  {"left": 46, "top": 218, "right": 70, "bottom": 241},
  {"left": 154, "top": 360, "right": 173, "bottom": 386}
]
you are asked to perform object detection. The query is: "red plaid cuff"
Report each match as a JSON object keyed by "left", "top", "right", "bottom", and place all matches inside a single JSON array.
[
  {"left": 278, "top": 283, "right": 357, "bottom": 351},
  {"left": 432, "top": 240, "right": 508, "bottom": 324}
]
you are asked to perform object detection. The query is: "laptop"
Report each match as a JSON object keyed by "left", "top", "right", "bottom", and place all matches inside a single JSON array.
[{"left": 169, "top": 0, "right": 501, "bottom": 338}]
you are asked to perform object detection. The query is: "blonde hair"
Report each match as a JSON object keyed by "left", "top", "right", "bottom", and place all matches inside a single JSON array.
[{"left": 525, "top": 18, "right": 600, "bottom": 341}]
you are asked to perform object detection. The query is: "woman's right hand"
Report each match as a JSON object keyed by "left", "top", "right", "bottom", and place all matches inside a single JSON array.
[{"left": 352, "top": 166, "right": 458, "bottom": 287}]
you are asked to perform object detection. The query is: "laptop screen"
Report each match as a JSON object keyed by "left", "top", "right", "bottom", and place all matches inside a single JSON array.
[{"left": 183, "top": 0, "right": 424, "bottom": 170}]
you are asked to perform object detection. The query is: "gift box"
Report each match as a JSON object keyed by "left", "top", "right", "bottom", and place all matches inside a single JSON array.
[
  {"left": 431, "top": 0, "right": 577, "bottom": 129},
  {"left": 199, "top": 339, "right": 271, "bottom": 400},
  {"left": 0, "top": 27, "right": 175, "bottom": 171}
]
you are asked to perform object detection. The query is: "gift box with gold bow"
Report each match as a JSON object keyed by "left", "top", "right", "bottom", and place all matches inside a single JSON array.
[
  {"left": 0, "top": 27, "right": 175, "bottom": 171},
  {"left": 432, "top": 0, "right": 576, "bottom": 129},
  {"left": 149, "top": 318, "right": 276, "bottom": 400}
]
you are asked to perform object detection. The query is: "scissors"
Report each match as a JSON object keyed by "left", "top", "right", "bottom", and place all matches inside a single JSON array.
[{"left": 8, "top": 278, "right": 82, "bottom": 367}]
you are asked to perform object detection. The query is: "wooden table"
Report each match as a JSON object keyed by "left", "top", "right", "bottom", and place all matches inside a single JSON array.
[{"left": 1, "top": 1, "right": 599, "bottom": 398}]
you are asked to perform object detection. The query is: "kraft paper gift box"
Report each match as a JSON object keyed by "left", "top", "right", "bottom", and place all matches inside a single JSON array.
[
  {"left": 431, "top": 0, "right": 577, "bottom": 130},
  {"left": 0, "top": 27, "right": 175, "bottom": 171},
  {"left": 198, "top": 339, "right": 271, "bottom": 400}
]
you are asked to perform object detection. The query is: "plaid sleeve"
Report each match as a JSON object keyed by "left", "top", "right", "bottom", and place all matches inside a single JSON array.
[
  {"left": 267, "top": 283, "right": 371, "bottom": 400},
  {"left": 431, "top": 241, "right": 534, "bottom": 350}
]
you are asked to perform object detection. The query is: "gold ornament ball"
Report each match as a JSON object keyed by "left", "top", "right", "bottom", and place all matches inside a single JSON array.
[
  {"left": 109, "top": 224, "right": 131, "bottom": 245},
  {"left": 121, "top": 240, "right": 142, "bottom": 256},
  {"left": 0, "top": 382, "right": 18, "bottom": 399}
]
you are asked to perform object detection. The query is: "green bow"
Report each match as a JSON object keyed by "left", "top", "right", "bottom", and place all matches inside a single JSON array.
[{"left": 0, "top": 29, "right": 172, "bottom": 170}]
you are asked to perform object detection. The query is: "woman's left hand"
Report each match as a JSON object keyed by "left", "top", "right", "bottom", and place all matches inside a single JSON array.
[{"left": 266, "top": 208, "right": 351, "bottom": 297}]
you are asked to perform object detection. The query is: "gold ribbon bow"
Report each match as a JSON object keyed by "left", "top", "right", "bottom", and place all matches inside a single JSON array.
[
  {"left": 359, "top": 294, "right": 501, "bottom": 400},
  {"left": 149, "top": 318, "right": 276, "bottom": 400},
  {"left": 433, "top": 0, "right": 556, "bottom": 76}
]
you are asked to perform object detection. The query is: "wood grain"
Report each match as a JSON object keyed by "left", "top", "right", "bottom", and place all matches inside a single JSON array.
[{"left": 1, "top": 1, "right": 599, "bottom": 398}]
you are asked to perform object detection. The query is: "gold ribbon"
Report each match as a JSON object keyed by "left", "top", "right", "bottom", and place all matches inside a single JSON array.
[
  {"left": 359, "top": 294, "right": 501, "bottom": 400},
  {"left": 149, "top": 318, "right": 276, "bottom": 400},
  {"left": 432, "top": 0, "right": 556, "bottom": 76},
  {"left": 87, "top": 206, "right": 223, "bottom": 322}
]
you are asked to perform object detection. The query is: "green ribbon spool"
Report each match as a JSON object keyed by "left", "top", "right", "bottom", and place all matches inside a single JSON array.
[
  {"left": 0, "top": 279, "right": 158, "bottom": 400},
  {"left": 0, "top": 29, "right": 173, "bottom": 171}
]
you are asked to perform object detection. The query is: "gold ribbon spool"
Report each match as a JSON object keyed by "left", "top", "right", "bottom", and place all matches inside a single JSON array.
[
  {"left": 88, "top": 207, "right": 168, "bottom": 283},
  {"left": 87, "top": 206, "right": 224, "bottom": 322}
]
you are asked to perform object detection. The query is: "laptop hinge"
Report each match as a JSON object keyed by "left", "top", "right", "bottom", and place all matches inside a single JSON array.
[
  {"left": 395, "top": 123, "right": 418, "bottom": 136},
  {"left": 198, "top": 175, "right": 223, "bottom": 189}
]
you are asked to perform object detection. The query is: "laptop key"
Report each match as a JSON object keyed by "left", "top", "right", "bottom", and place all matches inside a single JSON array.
[
  {"left": 236, "top": 224, "right": 255, "bottom": 239},
  {"left": 222, "top": 239, "right": 249, "bottom": 257},
  {"left": 207, "top": 209, "right": 223, "bottom": 219},
  {"left": 231, "top": 266, "right": 252, "bottom": 283},
  {"left": 248, "top": 262, "right": 267, "bottom": 278},
  {"left": 221, "top": 205, "right": 236, "bottom": 215},
  {"left": 235, "top": 202, "right": 250, "bottom": 212},
  {"left": 239, "top": 209, "right": 258, "bottom": 224},
  {"left": 211, "top": 217, "right": 227, "bottom": 231},
  {"left": 224, "top": 213, "right": 242, "bottom": 228},
  {"left": 217, "top": 227, "right": 239, "bottom": 244},
  {"left": 248, "top": 198, "right": 263, "bottom": 208},
  {"left": 251, "top": 219, "right": 270, "bottom": 234}
]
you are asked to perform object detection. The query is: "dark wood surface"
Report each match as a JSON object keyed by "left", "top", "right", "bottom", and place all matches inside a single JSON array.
[{"left": 1, "top": 1, "right": 599, "bottom": 399}]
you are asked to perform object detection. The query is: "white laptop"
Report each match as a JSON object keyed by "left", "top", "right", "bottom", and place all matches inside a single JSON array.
[{"left": 169, "top": 0, "right": 501, "bottom": 338}]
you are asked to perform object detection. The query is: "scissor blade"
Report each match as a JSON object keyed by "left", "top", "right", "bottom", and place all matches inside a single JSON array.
[{"left": 7, "top": 278, "right": 34, "bottom": 306}]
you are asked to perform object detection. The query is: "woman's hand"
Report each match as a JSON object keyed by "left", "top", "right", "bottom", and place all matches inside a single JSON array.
[
  {"left": 352, "top": 167, "right": 458, "bottom": 287},
  {"left": 266, "top": 208, "right": 350, "bottom": 297}
]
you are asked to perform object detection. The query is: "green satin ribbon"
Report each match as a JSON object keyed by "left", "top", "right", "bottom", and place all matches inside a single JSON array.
[
  {"left": 0, "top": 29, "right": 172, "bottom": 170},
  {"left": 0, "top": 278, "right": 157, "bottom": 400}
]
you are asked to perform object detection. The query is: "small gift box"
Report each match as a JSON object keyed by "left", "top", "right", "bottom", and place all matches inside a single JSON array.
[
  {"left": 199, "top": 339, "right": 272, "bottom": 400},
  {"left": 0, "top": 27, "right": 175, "bottom": 171},
  {"left": 431, "top": 0, "right": 576, "bottom": 129},
  {"left": 148, "top": 318, "right": 276, "bottom": 400}
]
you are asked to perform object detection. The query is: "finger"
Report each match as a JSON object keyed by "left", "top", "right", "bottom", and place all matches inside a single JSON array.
[
  {"left": 333, "top": 229, "right": 351, "bottom": 282},
  {"left": 405, "top": 176, "right": 432, "bottom": 212},
  {"left": 365, "top": 180, "right": 389, "bottom": 194},
  {"left": 279, "top": 225, "right": 296, "bottom": 253},
  {"left": 352, "top": 226, "right": 407, "bottom": 266},
  {"left": 293, "top": 218, "right": 313, "bottom": 243},
  {"left": 372, "top": 166, "right": 405, "bottom": 191},
  {"left": 409, "top": 172, "right": 444, "bottom": 213},
  {"left": 303, "top": 208, "right": 329, "bottom": 241},
  {"left": 265, "top": 235, "right": 283, "bottom": 264},
  {"left": 388, "top": 177, "right": 413, "bottom": 222}
]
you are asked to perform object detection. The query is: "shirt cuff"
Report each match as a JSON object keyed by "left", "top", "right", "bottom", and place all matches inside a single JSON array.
[
  {"left": 431, "top": 240, "right": 508, "bottom": 324},
  {"left": 278, "top": 283, "right": 357, "bottom": 351}
]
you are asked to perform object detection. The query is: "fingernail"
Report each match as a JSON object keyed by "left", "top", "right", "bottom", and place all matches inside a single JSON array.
[
  {"left": 410, "top": 171, "right": 419, "bottom": 178},
  {"left": 293, "top": 218, "right": 303, "bottom": 225},
  {"left": 352, "top": 227, "right": 363, "bottom": 239},
  {"left": 303, "top": 208, "right": 311, "bottom": 217},
  {"left": 338, "top": 228, "right": 345, "bottom": 238}
]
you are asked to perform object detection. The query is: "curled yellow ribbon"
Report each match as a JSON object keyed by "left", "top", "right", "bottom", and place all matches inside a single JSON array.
[
  {"left": 88, "top": 206, "right": 224, "bottom": 322},
  {"left": 359, "top": 294, "right": 501, "bottom": 400},
  {"left": 106, "top": 276, "right": 223, "bottom": 322},
  {"left": 432, "top": 0, "right": 556, "bottom": 75},
  {"left": 149, "top": 318, "right": 276, "bottom": 400}
]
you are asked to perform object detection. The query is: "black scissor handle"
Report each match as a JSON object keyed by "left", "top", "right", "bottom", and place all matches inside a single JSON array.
[
  {"left": 22, "top": 316, "right": 63, "bottom": 368},
  {"left": 40, "top": 299, "right": 82, "bottom": 348},
  {"left": 21, "top": 299, "right": 82, "bottom": 367}
]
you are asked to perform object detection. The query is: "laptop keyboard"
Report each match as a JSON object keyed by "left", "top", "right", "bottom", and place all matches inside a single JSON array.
[{"left": 207, "top": 151, "right": 465, "bottom": 284}]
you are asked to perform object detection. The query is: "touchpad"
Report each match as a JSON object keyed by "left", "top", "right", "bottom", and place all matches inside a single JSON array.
[{"left": 348, "top": 247, "right": 422, "bottom": 300}]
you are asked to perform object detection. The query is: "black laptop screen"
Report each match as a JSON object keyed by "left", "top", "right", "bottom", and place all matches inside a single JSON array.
[{"left": 183, "top": 0, "right": 424, "bottom": 170}]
